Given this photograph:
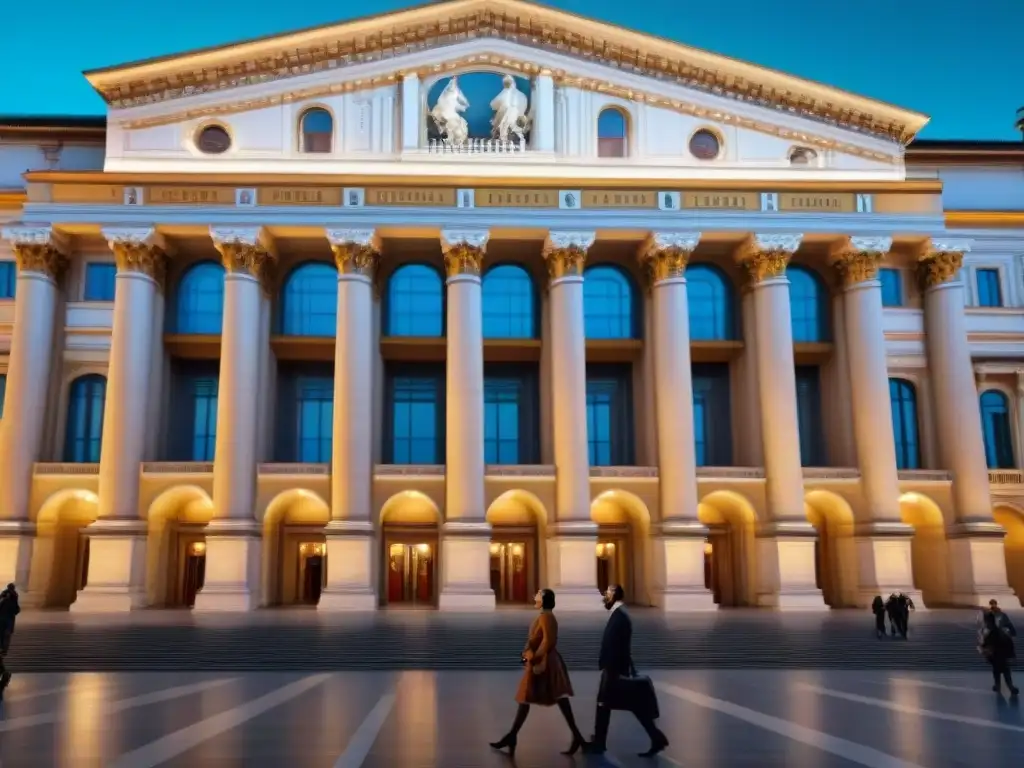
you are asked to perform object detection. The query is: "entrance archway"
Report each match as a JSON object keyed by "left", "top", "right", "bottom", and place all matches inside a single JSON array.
[
  {"left": 804, "top": 490, "right": 857, "bottom": 608},
  {"left": 697, "top": 490, "right": 758, "bottom": 607},
  {"left": 590, "top": 490, "right": 652, "bottom": 605},
  {"left": 899, "top": 492, "right": 949, "bottom": 607},
  {"left": 993, "top": 504, "right": 1024, "bottom": 606},
  {"left": 30, "top": 489, "right": 99, "bottom": 608},
  {"left": 145, "top": 485, "right": 214, "bottom": 608},
  {"left": 486, "top": 490, "right": 547, "bottom": 605},
  {"left": 380, "top": 491, "right": 440, "bottom": 608},
  {"left": 261, "top": 489, "right": 330, "bottom": 607}
]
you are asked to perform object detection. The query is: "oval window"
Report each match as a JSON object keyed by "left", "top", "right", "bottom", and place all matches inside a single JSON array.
[
  {"left": 689, "top": 129, "right": 721, "bottom": 160},
  {"left": 789, "top": 147, "right": 818, "bottom": 165},
  {"left": 196, "top": 125, "right": 231, "bottom": 154}
]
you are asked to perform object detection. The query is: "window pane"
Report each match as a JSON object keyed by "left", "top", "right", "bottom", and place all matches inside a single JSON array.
[
  {"left": 795, "top": 366, "right": 825, "bottom": 466},
  {"left": 63, "top": 375, "right": 107, "bottom": 463},
  {"left": 389, "top": 375, "right": 441, "bottom": 464},
  {"left": 83, "top": 263, "right": 117, "bottom": 301},
  {"left": 686, "top": 264, "right": 735, "bottom": 340},
  {"left": 584, "top": 266, "right": 636, "bottom": 339},
  {"left": 585, "top": 367, "right": 633, "bottom": 466},
  {"left": 191, "top": 377, "right": 219, "bottom": 462},
  {"left": 281, "top": 262, "right": 338, "bottom": 336},
  {"left": 977, "top": 269, "right": 1002, "bottom": 308},
  {"left": 175, "top": 262, "right": 225, "bottom": 334},
  {"left": 482, "top": 265, "right": 535, "bottom": 338},
  {"left": 0, "top": 262, "right": 15, "bottom": 299},
  {"left": 889, "top": 378, "right": 920, "bottom": 470},
  {"left": 597, "top": 109, "right": 627, "bottom": 157},
  {"left": 787, "top": 266, "right": 828, "bottom": 343},
  {"left": 879, "top": 268, "right": 903, "bottom": 307},
  {"left": 692, "top": 363, "right": 732, "bottom": 466},
  {"left": 980, "top": 390, "right": 1015, "bottom": 469},
  {"left": 484, "top": 377, "right": 522, "bottom": 464},
  {"left": 387, "top": 265, "right": 443, "bottom": 337},
  {"left": 301, "top": 108, "right": 333, "bottom": 153}
]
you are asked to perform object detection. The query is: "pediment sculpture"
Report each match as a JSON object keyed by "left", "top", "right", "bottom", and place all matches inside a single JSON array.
[
  {"left": 490, "top": 75, "right": 530, "bottom": 143},
  {"left": 428, "top": 77, "right": 471, "bottom": 146}
]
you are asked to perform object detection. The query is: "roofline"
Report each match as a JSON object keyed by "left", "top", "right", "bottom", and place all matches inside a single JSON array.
[
  {"left": 0, "top": 115, "right": 107, "bottom": 143},
  {"left": 907, "top": 138, "right": 1024, "bottom": 164}
]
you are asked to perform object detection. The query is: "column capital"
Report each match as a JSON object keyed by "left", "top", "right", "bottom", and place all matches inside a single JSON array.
[
  {"left": 326, "top": 229, "right": 380, "bottom": 278},
  {"left": 103, "top": 227, "right": 168, "bottom": 289},
  {"left": 440, "top": 229, "right": 489, "bottom": 278},
  {"left": 735, "top": 233, "right": 803, "bottom": 285},
  {"left": 638, "top": 231, "right": 700, "bottom": 286},
  {"left": 830, "top": 235, "right": 892, "bottom": 288},
  {"left": 916, "top": 237, "right": 971, "bottom": 291},
  {"left": 210, "top": 226, "right": 277, "bottom": 294},
  {"left": 543, "top": 230, "right": 595, "bottom": 280},
  {"left": 1, "top": 225, "right": 69, "bottom": 280}
]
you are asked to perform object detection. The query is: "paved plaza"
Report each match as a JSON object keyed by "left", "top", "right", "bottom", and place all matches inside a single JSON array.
[{"left": 0, "top": 669, "right": 1021, "bottom": 767}]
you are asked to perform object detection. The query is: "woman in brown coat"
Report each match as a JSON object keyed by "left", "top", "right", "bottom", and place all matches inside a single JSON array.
[{"left": 490, "top": 589, "right": 587, "bottom": 757}]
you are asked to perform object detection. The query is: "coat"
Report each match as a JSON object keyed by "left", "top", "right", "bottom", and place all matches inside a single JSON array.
[{"left": 515, "top": 611, "right": 574, "bottom": 705}]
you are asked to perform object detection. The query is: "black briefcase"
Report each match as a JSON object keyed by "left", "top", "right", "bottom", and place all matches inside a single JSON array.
[{"left": 603, "top": 672, "right": 661, "bottom": 720}]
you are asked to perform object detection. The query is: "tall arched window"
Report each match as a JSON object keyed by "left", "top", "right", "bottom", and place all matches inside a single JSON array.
[
  {"left": 299, "top": 108, "right": 333, "bottom": 153},
  {"left": 980, "top": 390, "right": 1015, "bottom": 469},
  {"left": 686, "top": 263, "right": 736, "bottom": 340},
  {"left": 64, "top": 374, "right": 106, "bottom": 463},
  {"left": 386, "top": 264, "right": 444, "bottom": 337},
  {"left": 280, "top": 262, "right": 338, "bottom": 336},
  {"left": 597, "top": 108, "right": 628, "bottom": 158},
  {"left": 584, "top": 265, "right": 638, "bottom": 339},
  {"left": 174, "top": 261, "right": 225, "bottom": 334},
  {"left": 482, "top": 264, "right": 536, "bottom": 338},
  {"left": 787, "top": 265, "right": 829, "bottom": 343},
  {"left": 889, "top": 378, "right": 921, "bottom": 470}
]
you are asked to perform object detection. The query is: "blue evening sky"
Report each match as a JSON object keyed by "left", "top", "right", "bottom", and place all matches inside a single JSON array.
[{"left": 2, "top": 0, "right": 1020, "bottom": 140}]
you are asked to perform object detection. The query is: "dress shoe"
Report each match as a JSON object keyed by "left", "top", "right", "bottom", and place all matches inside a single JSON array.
[
  {"left": 489, "top": 733, "right": 517, "bottom": 758},
  {"left": 638, "top": 731, "right": 669, "bottom": 757}
]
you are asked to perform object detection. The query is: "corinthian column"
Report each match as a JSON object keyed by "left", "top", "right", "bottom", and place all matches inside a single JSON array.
[
  {"left": 830, "top": 237, "right": 917, "bottom": 607},
  {"left": 639, "top": 232, "right": 715, "bottom": 611},
  {"left": 543, "top": 231, "right": 599, "bottom": 610},
  {"left": 73, "top": 228, "right": 167, "bottom": 613},
  {"left": 736, "top": 233, "right": 823, "bottom": 609},
  {"left": 0, "top": 226, "right": 67, "bottom": 593},
  {"left": 318, "top": 229, "right": 379, "bottom": 611},
  {"left": 919, "top": 239, "right": 1015, "bottom": 606},
  {"left": 193, "top": 227, "right": 276, "bottom": 612},
  {"left": 437, "top": 229, "right": 494, "bottom": 610}
]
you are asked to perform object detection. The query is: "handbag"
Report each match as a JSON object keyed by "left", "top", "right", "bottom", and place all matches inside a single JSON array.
[{"left": 602, "top": 663, "right": 661, "bottom": 720}]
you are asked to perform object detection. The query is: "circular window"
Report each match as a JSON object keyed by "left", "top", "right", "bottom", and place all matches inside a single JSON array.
[
  {"left": 195, "top": 125, "right": 231, "bottom": 154},
  {"left": 789, "top": 147, "right": 818, "bottom": 165},
  {"left": 689, "top": 129, "right": 721, "bottom": 160}
]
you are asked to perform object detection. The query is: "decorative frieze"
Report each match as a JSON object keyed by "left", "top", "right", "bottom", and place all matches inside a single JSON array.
[
  {"left": 1, "top": 226, "right": 69, "bottom": 280},
  {"left": 638, "top": 231, "right": 701, "bottom": 286},
  {"left": 440, "top": 229, "right": 489, "bottom": 278},
  {"left": 736, "top": 233, "right": 803, "bottom": 285},
  {"left": 210, "top": 226, "right": 277, "bottom": 294},
  {"left": 103, "top": 227, "right": 168, "bottom": 289},
  {"left": 917, "top": 238, "right": 971, "bottom": 290},
  {"left": 831, "top": 235, "right": 892, "bottom": 288},
  {"left": 326, "top": 229, "right": 380, "bottom": 278},
  {"left": 543, "top": 231, "right": 595, "bottom": 281}
]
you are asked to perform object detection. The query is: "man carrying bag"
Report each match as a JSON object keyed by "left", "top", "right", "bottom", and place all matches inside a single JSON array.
[{"left": 584, "top": 584, "right": 668, "bottom": 758}]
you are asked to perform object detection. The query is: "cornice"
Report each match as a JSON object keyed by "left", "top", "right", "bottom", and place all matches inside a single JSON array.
[
  {"left": 945, "top": 211, "right": 1024, "bottom": 229},
  {"left": 87, "top": 0, "right": 925, "bottom": 144}
]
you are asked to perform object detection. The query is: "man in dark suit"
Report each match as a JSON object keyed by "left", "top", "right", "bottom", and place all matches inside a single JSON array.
[{"left": 584, "top": 584, "right": 668, "bottom": 757}]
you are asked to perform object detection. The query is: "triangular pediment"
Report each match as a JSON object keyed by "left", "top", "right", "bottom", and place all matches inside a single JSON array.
[{"left": 86, "top": 0, "right": 927, "bottom": 146}]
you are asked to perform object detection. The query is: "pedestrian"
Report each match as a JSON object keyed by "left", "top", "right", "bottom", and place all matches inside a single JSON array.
[
  {"left": 871, "top": 595, "right": 886, "bottom": 639},
  {"left": 979, "top": 609, "right": 1019, "bottom": 696},
  {"left": 988, "top": 600, "right": 1017, "bottom": 637},
  {"left": 884, "top": 593, "right": 899, "bottom": 637},
  {"left": 898, "top": 592, "right": 915, "bottom": 639},
  {"left": 0, "top": 583, "right": 21, "bottom": 697}
]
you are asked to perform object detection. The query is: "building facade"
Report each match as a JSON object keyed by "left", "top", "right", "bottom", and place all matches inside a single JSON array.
[{"left": 1, "top": 0, "right": 1023, "bottom": 612}]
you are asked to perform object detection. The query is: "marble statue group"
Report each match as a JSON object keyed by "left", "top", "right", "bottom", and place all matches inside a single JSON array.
[{"left": 429, "top": 75, "right": 532, "bottom": 147}]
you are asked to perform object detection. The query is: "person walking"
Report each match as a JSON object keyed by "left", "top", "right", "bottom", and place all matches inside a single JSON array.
[
  {"left": 489, "top": 589, "right": 588, "bottom": 758},
  {"left": 584, "top": 584, "right": 668, "bottom": 758},
  {"left": 979, "top": 609, "right": 1019, "bottom": 696},
  {"left": 988, "top": 600, "right": 1017, "bottom": 637},
  {"left": 884, "top": 592, "right": 899, "bottom": 637},
  {"left": 871, "top": 595, "right": 886, "bottom": 639},
  {"left": 898, "top": 592, "right": 915, "bottom": 639},
  {"left": 0, "top": 583, "right": 21, "bottom": 697}
]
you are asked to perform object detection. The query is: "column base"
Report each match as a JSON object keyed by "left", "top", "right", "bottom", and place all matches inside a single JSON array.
[
  {"left": 318, "top": 520, "right": 378, "bottom": 612},
  {"left": 71, "top": 520, "right": 148, "bottom": 613},
  {"left": 546, "top": 521, "right": 602, "bottom": 611},
  {"left": 946, "top": 522, "right": 1017, "bottom": 608},
  {"left": 193, "top": 520, "right": 261, "bottom": 612},
  {"left": 0, "top": 521, "right": 35, "bottom": 600},
  {"left": 653, "top": 521, "right": 716, "bottom": 612},
  {"left": 853, "top": 522, "right": 921, "bottom": 609},
  {"left": 755, "top": 522, "right": 826, "bottom": 610},
  {"left": 438, "top": 521, "right": 495, "bottom": 612}
]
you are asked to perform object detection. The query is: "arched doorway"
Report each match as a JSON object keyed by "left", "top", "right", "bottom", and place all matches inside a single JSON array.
[
  {"left": 590, "top": 490, "right": 652, "bottom": 605},
  {"left": 380, "top": 491, "right": 440, "bottom": 608},
  {"left": 29, "top": 489, "right": 99, "bottom": 608},
  {"left": 485, "top": 490, "right": 547, "bottom": 605},
  {"left": 262, "top": 489, "right": 330, "bottom": 607},
  {"left": 899, "top": 492, "right": 949, "bottom": 607},
  {"left": 993, "top": 504, "right": 1024, "bottom": 606},
  {"left": 697, "top": 490, "right": 758, "bottom": 607},
  {"left": 804, "top": 490, "right": 857, "bottom": 608},
  {"left": 145, "top": 485, "right": 215, "bottom": 608}
]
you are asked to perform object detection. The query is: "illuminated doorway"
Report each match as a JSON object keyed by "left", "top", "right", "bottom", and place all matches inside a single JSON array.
[
  {"left": 181, "top": 540, "right": 207, "bottom": 608},
  {"left": 386, "top": 541, "right": 436, "bottom": 606},
  {"left": 298, "top": 542, "right": 326, "bottom": 605},
  {"left": 596, "top": 534, "right": 631, "bottom": 601},
  {"left": 490, "top": 541, "right": 530, "bottom": 603}
]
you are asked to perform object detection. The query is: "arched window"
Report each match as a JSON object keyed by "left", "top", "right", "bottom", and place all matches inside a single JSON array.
[
  {"left": 980, "top": 390, "right": 1015, "bottom": 469},
  {"left": 280, "top": 262, "right": 338, "bottom": 336},
  {"left": 889, "top": 378, "right": 921, "bottom": 470},
  {"left": 299, "top": 108, "right": 333, "bottom": 153},
  {"left": 64, "top": 374, "right": 106, "bottom": 463},
  {"left": 597, "top": 108, "right": 628, "bottom": 158},
  {"left": 482, "top": 264, "right": 536, "bottom": 338},
  {"left": 386, "top": 264, "right": 444, "bottom": 337},
  {"left": 686, "top": 263, "right": 736, "bottom": 340},
  {"left": 787, "top": 265, "right": 829, "bottom": 343},
  {"left": 584, "top": 265, "right": 638, "bottom": 339},
  {"left": 174, "top": 261, "right": 225, "bottom": 334}
]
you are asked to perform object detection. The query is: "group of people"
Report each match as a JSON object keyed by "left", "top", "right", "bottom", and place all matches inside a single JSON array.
[
  {"left": 871, "top": 591, "right": 916, "bottom": 639},
  {"left": 490, "top": 584, "right": 669, "bottom": 759},
  {"left": 979, "top": 599, "right": 1018, "bottom": 696}
]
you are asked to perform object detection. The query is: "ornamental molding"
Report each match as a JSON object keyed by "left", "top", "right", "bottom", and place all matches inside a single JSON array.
[
  {"left": 210, "top": 226, "right": 266, "bottom": 249},
  {"left": 916, "top": 251, "right": 963, "bottom": 290},
  {"left": 102, "top": 226, "right": 165, "bottom": 250},
  {"left": 209, "top": 226, "right": 277, "bottom": 291},
  {"left": 542, "top": 230, "right": 595, "bottom": 281},
  {"left": 641, "top": 231, "right": 701, "bottom": 256},
  {"left": 735, "top": 233, "right": 803, "bottom": 285},
  {"left": 325, "top": 228, "right": 379, "bottom": 250},
  {"left": 544, "top": 231, "right": 596, "bottom": 255},
  {"left": 927, "top": 238, "right": 973, "bottom": 256},
  {"left": 326, "top": 229, "right": 381, "bottom": 278},
  {"left": 440, "top": 229, "right": 490, "bottom": 252},
  {"left": 441, "top": 229, "right": 489, "bottom": 278},
  {"left": 638, "top": 231, "right": 701, "bottom": 285},
  {"left": 848, "top": 236, "right": 893, "bottom": 255},
  {"left": 102, "top": 227, "right": 168, "bottom": 288},
  {"left": 749, "top": 233, "right": 803, "bottom": 254},
  {"left": 1, "top": 225, "right": 70, "bottom": 279},
  {"left": 830, "top": 235, "right": 891, "bottom": 287},
  {"left": 1, "top": 225, "right": 68, "bottom": 253}
]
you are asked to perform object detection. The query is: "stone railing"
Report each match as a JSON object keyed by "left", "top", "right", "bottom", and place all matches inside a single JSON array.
[
  {"left": 802, "top": 467, "right": 861, "bottom": 480},
  {"left": 989, "top": 469, "right": 1024, "bottom": 486},
  {"left": 374, "top": 464, "right": 445, "bottom": 477},
  {"left": 486, "top": 465, "right": 556, "bottom": 477},
  {"left": 33, "top": 463, "right": 99, "bottom": 475},
  {"left": 426, "top": 138, "right": 527, "bottom": 154},
  {"left": 140, "top": 462, "right": 214, "bottom": 475},
  {"left": 696, "top": 467, "right": 765, "bottom": 480},
  {"left": 590, "top": 467, "right": 658, "bottom": 479},
  {"left": 258, "top": 463, "right": 329, "bottom": 476},
  {"left": 897, "top": 469, "right": 953, "bottom": 482}
]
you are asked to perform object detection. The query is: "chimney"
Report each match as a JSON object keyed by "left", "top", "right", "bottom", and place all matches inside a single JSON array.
[{"left": 1017, "top": 107, "right": 1024, "bottom": 141}]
